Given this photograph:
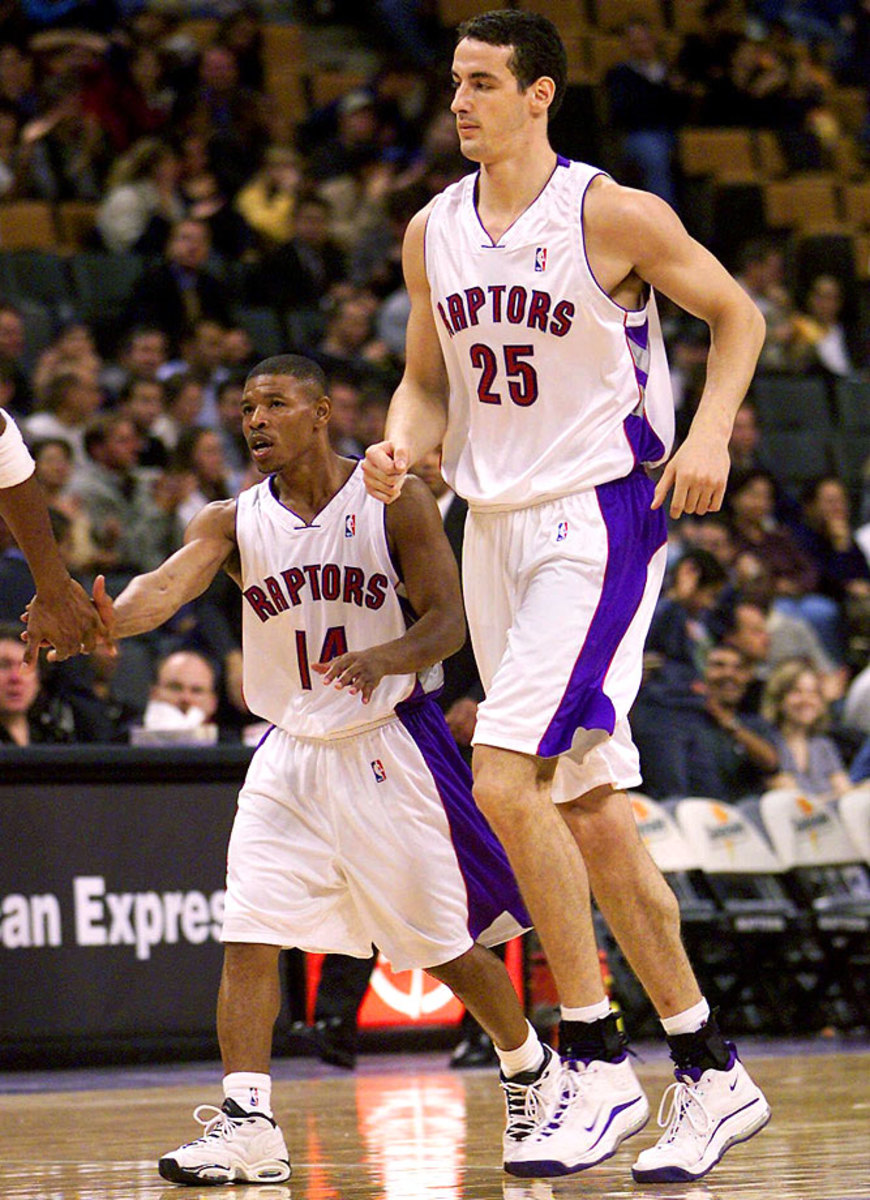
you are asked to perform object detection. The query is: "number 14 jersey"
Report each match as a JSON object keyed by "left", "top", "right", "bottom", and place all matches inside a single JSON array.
[
  {"left": 237, "top": 464, "right": 439, "bottom": 738},
  {"left": 425, "top": 156, "right": 675, "bottom": 510}
]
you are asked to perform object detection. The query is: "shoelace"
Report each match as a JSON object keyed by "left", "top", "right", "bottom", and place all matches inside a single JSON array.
[
  {"left": 188, "top": 1104, "right": 245, "bottom": 1143},
  {"left": 655, "top": 1080, "right": 712, "bottom": 1145},
  {"left": 502, "top": 1061, "right": 581, "bottom": 1141}
]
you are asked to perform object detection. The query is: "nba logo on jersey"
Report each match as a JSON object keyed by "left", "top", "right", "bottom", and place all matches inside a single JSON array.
[
  {"left": 534, "top": 246, "right": 547, "bottom": 272},
  {"left": 345, "top": 514, "right": 356, "bottom": 538},
  {"left": 556, "top": 520, "right": 569, "bottom": 542},
  {"left": 371, "top": 759, "right": 387, "bottom": 783}
]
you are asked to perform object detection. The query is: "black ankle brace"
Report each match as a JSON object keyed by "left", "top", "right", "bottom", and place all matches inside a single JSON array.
[
  {"left": 558, "top": 1011, "right": 627, "bottom": 1062},
  {"left": 666, "top": 1010, "right": 732, "bottom": 1073}
]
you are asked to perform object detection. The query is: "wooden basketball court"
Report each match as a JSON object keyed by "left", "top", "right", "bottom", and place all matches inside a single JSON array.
[{"left": 1, "top": 1041, "right": 867, "bottom": 1199}]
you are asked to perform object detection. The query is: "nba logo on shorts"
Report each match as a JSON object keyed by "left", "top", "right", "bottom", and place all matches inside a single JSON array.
[
  {"left": 556, "top": 520, "right": 569, "bottom": 542},
  {"left": 371, "top": 759, "right": 387, "bottom": 783},
  {"left": 345, "top": 514, "right": 356, "bottom": 537},
  {"left": 535, "top": 246, "right": 547, "bottom": 272}
]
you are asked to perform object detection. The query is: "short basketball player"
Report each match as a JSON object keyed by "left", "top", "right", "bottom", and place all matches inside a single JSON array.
[
  {"left": 90, "top": 355, "right": 591, "bottom": 1185},
  {"left": 0, "top": 408, "right": 103, "bottom": 662},
  {"left": 363, "top": 9, "right": 770, "bottom": 1183}
]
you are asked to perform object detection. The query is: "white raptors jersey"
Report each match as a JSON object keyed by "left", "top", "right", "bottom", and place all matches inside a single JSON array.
[
  {"left": 237, "top": 464, "right": 436, "bottom": 738},
  {"left": 425, "top": 157, "right": 675, "bottom": 510}
]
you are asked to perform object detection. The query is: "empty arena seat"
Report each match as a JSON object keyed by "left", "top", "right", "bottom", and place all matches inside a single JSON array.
[
  {"left": 838, "top": 787, "right": 870, "bottom": 866},
  {"left": 630, "top": 792, "right": 719, "bottom": 924},
  {"left": 671, "top": 797, "right": 818, "bottom": 1031},
  {"left": 757, "top": 789, "right": 870, "bottom": 1026}
]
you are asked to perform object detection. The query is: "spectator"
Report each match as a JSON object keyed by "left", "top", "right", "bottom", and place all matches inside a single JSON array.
[
  {"left": 217, "top": 4, "right": 265, "bottom": 92},
  {"left": 137, "top": 648, "right": 220, "bottom": 741},
  {"left": 324, "top": 368, "right": 364, "bottom": 458},
  {"left": 214, "top": 372, "right": 250, "bottom": 492},
  {"left": 0, "top": 301, "right": 34, "bottom": 415},
  {"left": 0, "top": 621, "right": 74, "bottom": 745},
  {"left": 174, "top": 42, "right": 270, "bottom": 198},
  {"left": 308, "top": 87, "right": 382, "bottom": 184},
  {"left": 32, "top": 321, "right": 101, "bottom": 399},
  {"left": 605, "top": 18, "right": 686, "bottom": 208},
  {"left": 791, "top": 475, "right": 870, "bottom": 664},
  {"left": 159, "top": 318, "right": 229, "bottom": 429},
  {"left": 727, "top": 468, "right": 841, "bottom": 655},
  {"left": 250, "top": 193, "right": 346, "bottom": 319},
  {"left": 761, "top": 657, "right": 852, "bottom": 799},
  {"left": 69, "top": 411, "right": 178, "bottom": 579},
  {"left": 316, "top": 290, "right": 397, "bottom": 384},
  {"left": 0, "top": 101, "right": 36, "bottom": 198},
  {"left": 118, "top": 376, "right": 170, "bottom": 469},
  {"left": 787, "top": 273, "right": 856, "bottom": 375},
  {"left": 125, "top": 218, "right": 232, "bottom": 350},
  {"left": 0, "top": 43, "right": 39, "bottom": 121},
  {"left": 151, "top": 371, "right": 205, "bottom": 453},
  {"left": 843, "top": 661, "right": 870, "bottom": 735},
  {"left": 96, "top": 136, "right": 184, "bottom": 255},
  {"left": 30, "top": 436, "right": 97, "bottom": 572},
  {"left": 675, "top": 0, "right": 744, "bottom": 122},
  {"left": 848, "top": 734, "right": 870, "bottom": 784},
  {"left": 641, "top": 548, "right": 729, "bottom": 706},
  {"left": 24, "top": 370, "right": 103, "bottom": 469},
  {"left": 234, "top": 144, "right": 302, "bottom": 248},
  {"left": 181, "top": 168, "right": 255, "bottom": 262},
  {"left": 100, "top": 325, "right": 169, "bottom": 401},
  {"left": 632, "top": 642, "right": 780, "bottom": 800},
  {"left": 22, "top": 91, "right": 106, "bottom": 202},
  {"left": 171, "top": 425, "right": 235, "bottom": 529},
  {"left": 733, "top": 237, "right": 795, "bottom": 371}
]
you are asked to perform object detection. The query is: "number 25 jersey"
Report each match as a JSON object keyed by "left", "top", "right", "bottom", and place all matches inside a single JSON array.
[
  {"left": 425, "top": 157, "right": 675, "bottom": 510},
  {"left": 237, "top": 464, "right": 437, "bottom": 738}
]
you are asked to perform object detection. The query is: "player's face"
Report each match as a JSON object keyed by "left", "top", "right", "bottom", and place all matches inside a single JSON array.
[
  {"left": 450, "top": 38, "right": 534, "bottom": 163},
  {"left": 241, "top": 374, "right": 326, "bottom": 475}
]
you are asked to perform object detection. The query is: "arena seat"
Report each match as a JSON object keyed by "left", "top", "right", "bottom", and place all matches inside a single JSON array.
[
  {"left": 838, "top": 787, "right": 870, "bottom": 867},
  {"left": 0, "top": 250, "right": 74, "bottom": 321},
  {"left": 56, "top": 201, "right": 99, "bottom": 252},
  {"left": 680, "top": 128, "right": 758, "bottom": 184},
  {"left": 763, "top": 175, "right": 844, "bottom": 234},
  {"left": 68, "top": 252, "right": 143, "bottom": 325},
  {"left": 0, "top": 200, "right": 58, "bottom": 251},
  {"left": 751, "top": 372, "right": 832, "bottom": 430},
  {"left": 757, "top": 789, "right": 870, "bottom": 1027},
  {"left": 671, "top": 797, "right": 820, "bottom": 1031}
]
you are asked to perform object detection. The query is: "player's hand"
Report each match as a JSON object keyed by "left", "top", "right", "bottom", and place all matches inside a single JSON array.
[
  {"left": 312, "top": 649, "right": 389, "bottom": 704},
  {"left": 362, "top": 441, "right": 408, "bottom": 505},
  {"left": 651, "top": 434, "right": 730, "bottom": 518},
  {"left": 21, "top": 577, "right": 108, "bottom": 666},
  {"left": 91, "top": 574, "right": 117, "bottom": 642}
]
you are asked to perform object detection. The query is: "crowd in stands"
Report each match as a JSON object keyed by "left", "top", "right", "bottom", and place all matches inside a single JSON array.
[{"left": 0, "top": 0, "right": 869, "bottom": 807}]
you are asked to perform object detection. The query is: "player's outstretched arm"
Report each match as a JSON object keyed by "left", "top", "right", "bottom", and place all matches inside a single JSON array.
[
  {"left": 93, "top": 500, "right": 238, "bottom": 640},
  {"left": 0, "top": 410, "right": 107, "bottom": 663},
  {"left": 314, "top": 476, "right": 465, "bottom": 702},
  {"left": 363, "top": 205, "right": 449, "bottom": 505}
]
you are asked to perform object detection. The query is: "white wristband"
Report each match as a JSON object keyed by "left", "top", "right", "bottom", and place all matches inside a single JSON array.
[{"left": 0, "top": 409, "right": 35, "bottom": 488}]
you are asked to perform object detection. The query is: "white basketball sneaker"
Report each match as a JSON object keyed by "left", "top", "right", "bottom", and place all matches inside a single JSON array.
[
  {"left": 158, "top": 1098, "right": 291, "bottom": 1185},
  {"left": 632, "top": 1051, "right": 770, "bottom": 1182},
  {"left": 504, "top": 1049, "right": 649, "bottom": 1177}
]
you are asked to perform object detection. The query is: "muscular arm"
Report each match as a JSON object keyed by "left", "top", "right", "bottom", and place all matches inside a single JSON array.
[
  {"left": 585, "top": 181, "right": 766, "bottom": 517},
  {"left": 315, "top": 476, "right": 465, "bottom": 701},
  {"left": 98, "top": 500, "right": 238, "bottom": 639},
  {"left": 363, "top": 205, "right": 449, "bottom": 503},
  {"left": 0, "top": 411, "right": 105, "bottom": 662}
]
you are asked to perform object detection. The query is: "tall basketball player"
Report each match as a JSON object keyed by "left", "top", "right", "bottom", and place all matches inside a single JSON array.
[
  {"left": 363, "top": 8, "right": 770, "bottom": 1183},
  {"left": 0, "top": 408, "right": 103, "bottom": 662},
  {"left": 90, "top": 354, "right": 595, "bottom": 1184}
]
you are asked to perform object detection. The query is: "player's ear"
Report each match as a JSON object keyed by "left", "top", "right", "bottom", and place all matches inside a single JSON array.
[
  {"left": 530, "top": 75, "right": 555, "bottom": 112},
  {"left": 315, "top": 395, "right": 331, "bottom": 425}
]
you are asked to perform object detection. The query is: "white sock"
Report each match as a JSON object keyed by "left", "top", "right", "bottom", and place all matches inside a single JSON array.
[
  {"left": 561, "top": 999, "right": 611, "bottom": 1023},
  {"left": 496, "top": 1021, "right": 546, "bottom": 1079},
  {"left": 223, "top": 1071, "right": 273, "bottom": 1117},
  {"left": 661, "top": 997, "right": 710, "bottom": 1037}
]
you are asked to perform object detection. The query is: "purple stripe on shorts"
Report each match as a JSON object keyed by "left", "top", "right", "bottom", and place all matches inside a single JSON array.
[
  {"left": 396, "top": 696, "right": 531, "bottom": 941},
  {"left": 537, "top": 471, "right": 667, "bottom": 758}
]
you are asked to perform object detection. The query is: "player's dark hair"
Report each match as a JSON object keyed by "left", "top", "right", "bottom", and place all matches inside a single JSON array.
[
  {"left": 457, "top": 9, "right": 567, "bottom": 119},
  {"left": 246, "top": 354, "right": 327, "bottom": 397}
]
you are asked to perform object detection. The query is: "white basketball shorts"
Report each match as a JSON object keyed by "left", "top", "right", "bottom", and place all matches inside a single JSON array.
[
  {"left": 222, "top": 697, "right": 530, "bottom": 971},
  {"left": 464, "top": 469, "right": 668, "bottom": 800}
]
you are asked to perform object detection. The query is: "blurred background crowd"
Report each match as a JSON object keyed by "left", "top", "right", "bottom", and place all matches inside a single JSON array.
[{"left": 0, "top": 0, "right": 869, "bottom": 807}]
